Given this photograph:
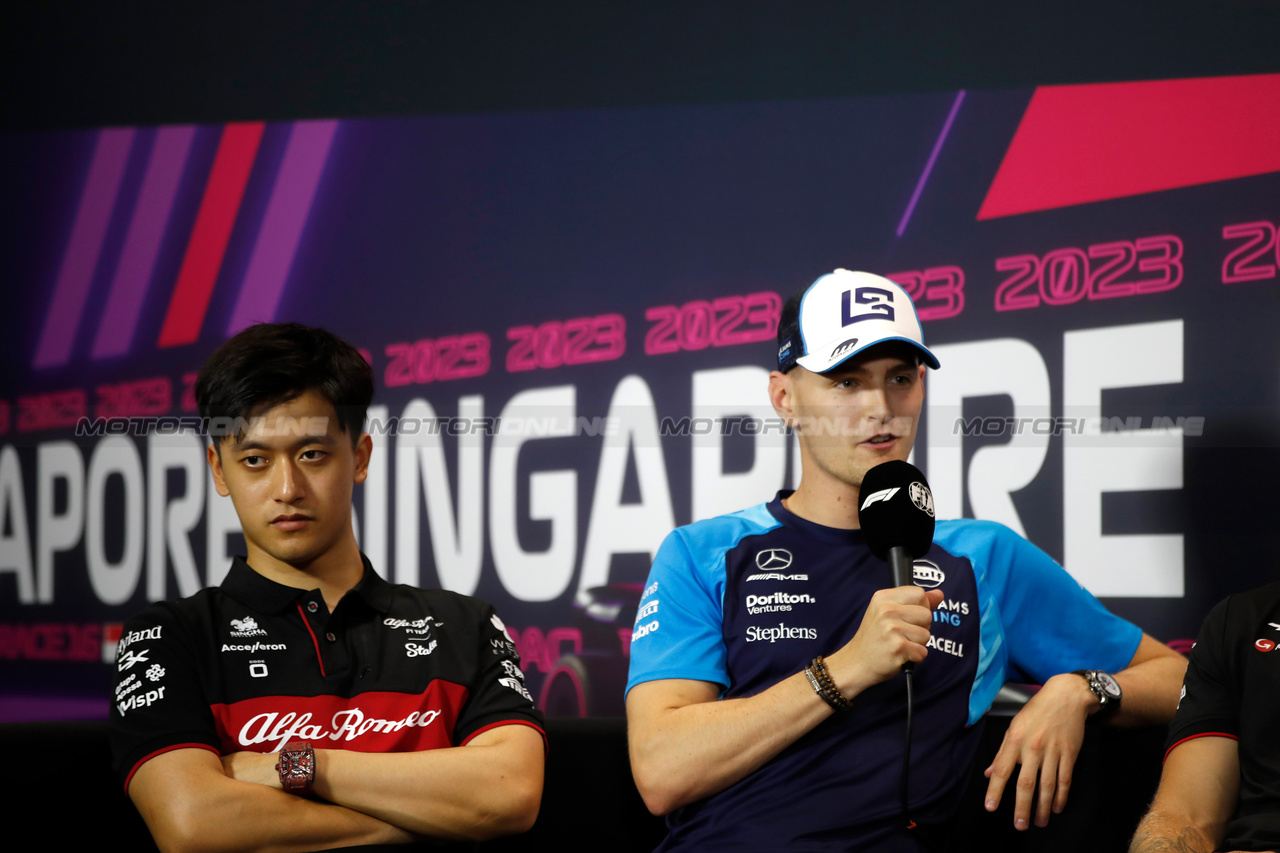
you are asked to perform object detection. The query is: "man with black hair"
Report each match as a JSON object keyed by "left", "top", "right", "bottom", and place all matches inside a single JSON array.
[
  {"left": 626, "top": 270, "right": 1186, "bottom": 851},
  {"left": 110, "top": 323, "right": 544, "bottom": 852}
]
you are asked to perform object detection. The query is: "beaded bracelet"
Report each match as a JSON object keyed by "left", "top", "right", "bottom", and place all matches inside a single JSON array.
[{"left": 805, "top": 655, "right": 852, "bottom": 711}]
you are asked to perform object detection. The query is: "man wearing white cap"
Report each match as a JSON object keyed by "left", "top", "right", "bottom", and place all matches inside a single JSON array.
[{"left": 626, "top": 270, "right": 1185, "bottom": 851}]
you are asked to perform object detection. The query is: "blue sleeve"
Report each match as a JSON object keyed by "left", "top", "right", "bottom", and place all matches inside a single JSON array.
[
  {"left": 625, "top": 527, "right": 729, "bottom": 696},
  {"left": 974, "top": 522, "right": 1141, "bottom": 682}
]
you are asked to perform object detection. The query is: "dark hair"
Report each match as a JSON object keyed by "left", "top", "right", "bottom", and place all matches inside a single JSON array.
[
  {"left": 195, "top": 323, "right": 373, "bottom": 446},
  {"left": 775, "top": 284, "right": 808, "bottom": 373}
]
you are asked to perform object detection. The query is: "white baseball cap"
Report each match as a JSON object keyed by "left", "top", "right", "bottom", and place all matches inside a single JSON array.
[{"left": 776, "top": 269, "right": 940, "bottom": 373}]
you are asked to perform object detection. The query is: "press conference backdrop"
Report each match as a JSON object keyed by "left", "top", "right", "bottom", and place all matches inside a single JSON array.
[{"left": 3, "top": 74, "right": 1280, "bottom": 719}]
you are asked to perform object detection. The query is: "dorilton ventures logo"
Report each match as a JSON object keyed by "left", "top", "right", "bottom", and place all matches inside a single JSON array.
[{"left": 745, "top": 592, "right": 815, "bottom": 615}]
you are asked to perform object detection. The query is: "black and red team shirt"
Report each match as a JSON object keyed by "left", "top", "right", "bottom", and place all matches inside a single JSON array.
[
  {"left": 109, "top": 555, "right": 545, "bottom": 799},
  {"left": 1166, "top": 581, "right": 1280, "bottom": 851}
]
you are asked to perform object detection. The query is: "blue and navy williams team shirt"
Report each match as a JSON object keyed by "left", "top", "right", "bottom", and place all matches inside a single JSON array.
[{"left": 626, "top": 492, "right": 1141, "bottom": 852}]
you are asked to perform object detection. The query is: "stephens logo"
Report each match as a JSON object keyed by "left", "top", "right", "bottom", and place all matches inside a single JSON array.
[
  {"left": 755, "top": 549, "right": 793, "bottom": 571},
  {"left": 745, "top": 623, "right": 817, "bottom": 643}
]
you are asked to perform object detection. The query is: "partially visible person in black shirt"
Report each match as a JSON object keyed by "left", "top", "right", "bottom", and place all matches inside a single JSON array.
[
  {"left": 1129, "top": 582, "right": 1280, "bottom": 852},
  {"left": 109, "top": 323, "right": 545, "bottom": 852}
]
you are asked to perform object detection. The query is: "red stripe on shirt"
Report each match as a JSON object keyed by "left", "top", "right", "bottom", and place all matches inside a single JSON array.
[{"left": 1163, "top": 731, "right": 1238, "bottom": 763}]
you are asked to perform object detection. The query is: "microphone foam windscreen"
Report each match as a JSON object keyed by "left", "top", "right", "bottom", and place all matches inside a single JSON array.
[{"left": 858, "top": 459, "right": 936, "bottom": 560}]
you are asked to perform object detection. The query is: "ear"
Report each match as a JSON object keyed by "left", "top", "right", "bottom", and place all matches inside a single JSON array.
[
  {"left": 352, "top": 433, "right": 373, "bottom": 485},
  {"left": 768, "top": 370, "right": 795, "bottom": 426},
  {"left": 207, "top": 443, "right": 230, "bottom": 497}
]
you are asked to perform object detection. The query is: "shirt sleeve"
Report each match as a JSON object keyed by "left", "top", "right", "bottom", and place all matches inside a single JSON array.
[
  {"left": 973, "top": 521, "right": 1142, "bottom": 683},
  {"left": 109, "top": 603, "right": 222, "bottom": 791},
  {"left": 452, "top": 604, "right": 546, "bottom": 748},
  {"left": 625, "top": 526, "right": 729, "bottom": 696},
  {"left": 1165, "top": 597, "right": 1238, "bottom": 757}
]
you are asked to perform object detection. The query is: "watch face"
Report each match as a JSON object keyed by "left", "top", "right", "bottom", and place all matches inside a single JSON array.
[{"left": 1095, "top": 671, "right": 1122, "bottom": 701}]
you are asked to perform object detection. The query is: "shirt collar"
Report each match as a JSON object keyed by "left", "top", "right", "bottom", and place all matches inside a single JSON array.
[{"left": 220, "top": 554, "right": 396, "bottom": 615}]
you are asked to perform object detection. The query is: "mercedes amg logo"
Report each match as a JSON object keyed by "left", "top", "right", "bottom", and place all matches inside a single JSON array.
[{"left": 755, "top": 549, "right": 793, "bottom": 570}]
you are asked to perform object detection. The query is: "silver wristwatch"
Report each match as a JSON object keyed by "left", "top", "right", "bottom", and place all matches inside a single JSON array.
[{"left": 1073, "top": 669, "right": 1122, "bottom": 723}]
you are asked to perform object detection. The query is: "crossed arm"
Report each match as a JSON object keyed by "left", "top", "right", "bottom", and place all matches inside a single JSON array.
[
  {"left": 129, "top": 724, "right": 544, "bottom": 853},
  {"left": 1128, "top": 736, "right": 1242, "bottom": 853}
]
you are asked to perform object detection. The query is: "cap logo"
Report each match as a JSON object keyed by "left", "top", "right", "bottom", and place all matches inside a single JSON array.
[
  {"left": 830, "top": 337, "right": 859, "bottom": 359},
  {"left": 842, "top": 287, "right": 895, "bottom": 326}
]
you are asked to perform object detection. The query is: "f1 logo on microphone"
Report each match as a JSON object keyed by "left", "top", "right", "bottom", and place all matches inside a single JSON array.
[{"left": 860, "top": 486, "right": 900, "bottom": 511}]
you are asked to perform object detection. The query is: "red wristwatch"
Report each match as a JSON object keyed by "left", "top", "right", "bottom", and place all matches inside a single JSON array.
[{"left": 275, "top": 741, "right": 316, "bottom": 794}]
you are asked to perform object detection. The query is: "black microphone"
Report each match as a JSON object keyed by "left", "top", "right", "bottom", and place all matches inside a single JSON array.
[
  {"left": 858, "top": 459, "right": 937, "bottom": 827},
  {"left": 858, "top": 459, "right": 937, "bottom": 591}
]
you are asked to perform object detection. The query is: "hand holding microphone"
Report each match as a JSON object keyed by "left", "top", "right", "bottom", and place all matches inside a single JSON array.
[
  {"left": 851, "top": 459, "right": 940, "bottom": 825},
  {"left": 855, "top": 460, "right": 940, "bottom": 676}
]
